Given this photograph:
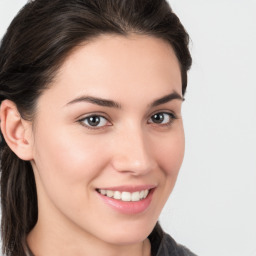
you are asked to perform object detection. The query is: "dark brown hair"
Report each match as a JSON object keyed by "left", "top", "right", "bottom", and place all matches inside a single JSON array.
[{"left": 0, "top": 0, "right": 192, "bottom": 255}]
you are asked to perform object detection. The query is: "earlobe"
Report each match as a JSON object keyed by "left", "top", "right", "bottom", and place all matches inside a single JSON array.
[{"left": 0, "top": 100, "right": 34, "bottom": 161}]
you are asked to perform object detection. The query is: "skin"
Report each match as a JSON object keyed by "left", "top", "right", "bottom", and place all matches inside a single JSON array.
[{"left": 1, "top": 34, "right": 184, "bottom": 256}]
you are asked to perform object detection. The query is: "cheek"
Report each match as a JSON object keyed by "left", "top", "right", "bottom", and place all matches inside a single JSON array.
[
  {"left": 154, "top": 129, "right": 185, "bottom": 178},
  {"left": 153, "top": 129, "right": 185, "bottom": 209},
  {"left": 32, "top": 124, "right": 110, "bottom": 202}
]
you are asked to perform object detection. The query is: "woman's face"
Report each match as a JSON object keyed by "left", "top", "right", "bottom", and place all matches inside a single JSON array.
[{"left": 30, "top": 34, "right": 184, "bottom": 245}]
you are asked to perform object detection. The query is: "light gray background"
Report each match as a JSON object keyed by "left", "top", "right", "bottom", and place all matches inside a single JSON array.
[{"left": 0, "top": 1, "right": 256, "bottom": 256}]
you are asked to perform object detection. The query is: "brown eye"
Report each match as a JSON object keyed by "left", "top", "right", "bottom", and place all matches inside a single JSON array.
[
  {"left": 81, "top": 115, "right": 109, "bottom": 127},
  {"left": 149, "top": 112, "right": 175, "bottom": 125}
]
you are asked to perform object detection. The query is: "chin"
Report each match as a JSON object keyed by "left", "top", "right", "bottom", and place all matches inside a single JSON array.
[
  {"left": 96, "top": 220, "right": 156, "bottom": 246},
  {"left": 106, "top": 232, "right": 149, "bottom": 246}
]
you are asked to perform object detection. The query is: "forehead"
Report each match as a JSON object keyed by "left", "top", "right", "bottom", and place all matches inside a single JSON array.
[
  {"left": 63, "top": 34, "right": 180, "bottom": 70},
  {"left": 41, "top": 34, "right": 182, "bottom": 106}
]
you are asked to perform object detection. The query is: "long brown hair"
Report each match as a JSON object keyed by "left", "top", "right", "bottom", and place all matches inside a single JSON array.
[{"left": 0, "top": 0, "right": 192, "bottom": 255}]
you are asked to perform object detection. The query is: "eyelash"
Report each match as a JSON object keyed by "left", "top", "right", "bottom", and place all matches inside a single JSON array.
[
  {"left": 78, "top": 111, "right": 177, "bottom": 130},
  {"left": 78, "top": 114, "right": 111, "bottom": 130},
  {"left": 147, "top": 112, "right": 177, "bottom": 127}
]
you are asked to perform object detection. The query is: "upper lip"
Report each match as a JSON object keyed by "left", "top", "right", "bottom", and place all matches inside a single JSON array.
[{"left": 96, "top": 185, "right": 156, "bottom": 192}]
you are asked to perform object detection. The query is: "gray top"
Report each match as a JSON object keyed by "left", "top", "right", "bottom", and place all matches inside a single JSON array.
[
  {"left": 155, "top": 233, "right": 197, "bottom": 256},
  {"left": 149, "top": 225, "right": 197, "bottom": 256}
]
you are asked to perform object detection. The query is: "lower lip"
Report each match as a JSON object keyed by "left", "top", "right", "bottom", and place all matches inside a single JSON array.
[{"left": 97, "top": 189, "right": 155, "bottom": 214}]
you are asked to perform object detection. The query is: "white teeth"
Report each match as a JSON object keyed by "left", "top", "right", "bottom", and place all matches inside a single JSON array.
[
  {"left": 106, "top": 190, "right": 114, "bottom": 197},
  {"left": 144, "top": 189, "right": 149, "bottom": 198},
  {"left": 100, "top": 189, "right": 106, "bottom": 195},
  {"left": 121, "top": 192, "right": 131, "bottom": 201},
  {"left": 131, "top": 191, "right": 140, "bottom": 201},
  {"left": 113, "top": 191, "right": 121, "bottom": 200},
  {"left": 99, "top": 189, "right": 150, "bottom": 201}
]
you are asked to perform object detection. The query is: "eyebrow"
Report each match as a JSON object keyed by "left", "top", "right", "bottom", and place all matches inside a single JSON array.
[
  {"left": 66, "top": 96, "right": 121, "bottom": 108},
  {"left": 66, "top": 91, "right": 183, "bottom": 109},
  {"left": 150, "top": 91, "right": 184, "bottom": 107}
]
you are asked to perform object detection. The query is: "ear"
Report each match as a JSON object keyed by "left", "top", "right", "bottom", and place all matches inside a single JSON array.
[{"left": 0, "top": 100, "right": 34, "bottom": 161}]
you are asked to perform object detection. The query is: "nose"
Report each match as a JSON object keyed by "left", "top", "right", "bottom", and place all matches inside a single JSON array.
[{"left": 111, "top": 126, "right": 156, "bottom": 176}]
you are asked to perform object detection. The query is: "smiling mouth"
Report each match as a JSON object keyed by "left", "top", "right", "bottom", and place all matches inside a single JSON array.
[{"left": 96, "top": 189, "right": 150, "bottom": 202}]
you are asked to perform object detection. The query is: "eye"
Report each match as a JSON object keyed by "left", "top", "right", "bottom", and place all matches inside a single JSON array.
[
  {"left": 79, "top": 115, "right": 110, "bottom": 129},
  {"left": 148, "top": 112, "right": 176, "bottom": 125}
]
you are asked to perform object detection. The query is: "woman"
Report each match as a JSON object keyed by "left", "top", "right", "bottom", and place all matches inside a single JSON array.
[{"left": 0, "top": 0, "right": 194, "bottom": 255}]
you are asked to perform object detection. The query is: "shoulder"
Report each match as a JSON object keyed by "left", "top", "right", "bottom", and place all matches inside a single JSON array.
[
  {"left": 160, "top": 232, "right": 197, "bottom": 256},
  {"left": 148, "top": 224, "right": 197, "bottom": 256}
]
